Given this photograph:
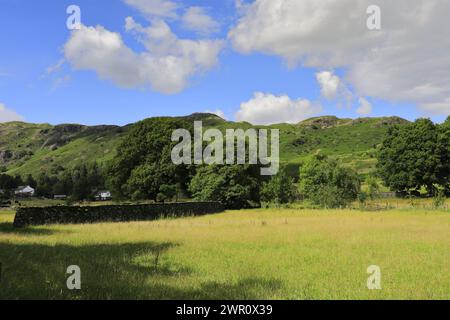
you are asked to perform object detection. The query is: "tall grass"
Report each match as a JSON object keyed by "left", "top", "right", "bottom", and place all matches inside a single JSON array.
[{"left": 0, "top": 207, "right": 448, "bottom": 300}]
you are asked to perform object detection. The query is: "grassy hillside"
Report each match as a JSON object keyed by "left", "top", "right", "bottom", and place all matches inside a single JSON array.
[
  {"left": 209, "top": 114, "right": 408, "bottom": 175},
  {"left": 0, "top": 122, "right": 128, "bottom": 176},
  {"left": 0, "top": 114, "right": 408, "bottom": 177}
]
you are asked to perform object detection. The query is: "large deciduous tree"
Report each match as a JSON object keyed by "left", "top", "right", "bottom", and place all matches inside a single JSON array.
[
  {"left": 377, "top": 118, "right": 448, "bottom": 194},
  {"left": 106, "top": 118, "right": 193, "bottom": 201}
]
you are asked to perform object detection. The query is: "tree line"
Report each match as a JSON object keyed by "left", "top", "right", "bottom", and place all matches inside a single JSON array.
[
  {"left": 2, "top": 116, "right": 448, "bottom": 208},
  {"left": 0, "top": 163, "right": 105, "bottom": 201},
  {"left": 104, "top": 117, "right": 363, "bottom": 208}
]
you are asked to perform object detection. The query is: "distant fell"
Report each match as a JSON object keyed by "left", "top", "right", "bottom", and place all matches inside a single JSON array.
[{"left": 0, "top": 114, "right": 409, "bottom": 176}]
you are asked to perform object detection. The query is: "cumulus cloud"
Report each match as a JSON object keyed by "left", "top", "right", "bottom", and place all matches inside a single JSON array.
[
  {"left": 229, "top": 0, "right": 450, "bottom": 115},
  {"left": 316, "top": 71, "right": 341, "bottom": 99},
  {"left": 235, "top": 92, "right": 322, "bottom": 125},
  {"left": 316, "top": 71, "right": 354, "bottom": 109},
  {"left": 124, "top": 1, "right": 220, "bottom": 35},
  {"left": 124, "top": 0, "right": 179, "bottom": 18},
  {"left": 181, "top": 7, "right": 220, "bottom": 36},
  {"left": 356, "top": 97, "right": 372, "bottom": 115},
  {"left": 0, "top": 103, "right": 23, "bottom": 123},
  {"left": 64, "top": 21, "right": 224, "bottom": 94}
]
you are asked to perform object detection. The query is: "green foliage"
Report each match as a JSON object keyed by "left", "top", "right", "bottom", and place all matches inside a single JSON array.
[
  {"left": 377, "top": 118, "right": 449, "bottom": 194},
  {"left": 189, "top": 165, "right": 262, "bottom": 209},
  {"left": 28, "top": 163, "right": 106, "bottom": 200},
  {"left": 366, "top": 175, "right": 380, "bottom": 199},
  {"left": 2, "top": 115, "right": 409, "bottom": 179},
  {"left": 2, "top": 114, "right": 446, "bottom": 205},
  {"left": 0, "top": 174, "right": 17, "bottom": 190},
  {"left": 157, "top": 184, "right": 178, "bottom": 203},
  {"left": 24, "top": 174, "right": 37, "bottom": 188},
  {"left": 71, "top": 165, "right": 90, "bottom": 200},
  {"left": 36, "top": 173, "right": 53, "bottom": 198},
  {"left": 437, "top": 116, "right": 450, "bottom": 192},
  {"left": 1, "top": 122, "right": 124, "bottom": 177},
  {"left": 106, "top": 118, "right": 194, "bottom": 201},
  {"left": 432, "top": 189, "right": 446, "bottom": 209},
  {"left": 358, "top": 191, "right": 368, "bottom": 208},
  {"left": 261, "top": 167, "right": 297, "bottom": 205},
  {"left": 299, "top": 154, "right": 361, "bottom": 208}
]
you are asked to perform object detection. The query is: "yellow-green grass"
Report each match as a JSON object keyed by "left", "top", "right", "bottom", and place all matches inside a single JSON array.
[
  {"left": 0, "top": 208, "right": 449, "bottom": 300},
  {"left": 363, "top": 198, "right": 450, "bottom": 209}
]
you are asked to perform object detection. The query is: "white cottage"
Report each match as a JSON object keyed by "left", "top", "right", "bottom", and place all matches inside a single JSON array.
[
  {"left": 15, "top": 185, "right": 35, "bottom": 197},
  {"left": 95, "top": 190, "right": 112, "bottom": 201}
]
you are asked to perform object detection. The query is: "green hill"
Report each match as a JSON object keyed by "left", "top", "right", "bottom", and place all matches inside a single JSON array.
[
  {"left": 0, "top": 122, "right": 128, "bottom": 176},
  {"left": 0, "top": 114, "right": 409, "bottom": 177}
]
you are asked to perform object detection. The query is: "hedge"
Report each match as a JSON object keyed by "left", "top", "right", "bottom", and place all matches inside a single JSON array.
[{"left": 13, "top": 202, "right": 224, "bottom": 228}]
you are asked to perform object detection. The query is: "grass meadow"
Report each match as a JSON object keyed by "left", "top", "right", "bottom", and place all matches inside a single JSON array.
[{"left": 0, "top": 207, "right": 449, "bottom": 300}]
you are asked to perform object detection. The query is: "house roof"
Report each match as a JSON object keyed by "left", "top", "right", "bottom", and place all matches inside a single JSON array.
[{"left": 16, "top": 185, "right": 35, "bottom": 192}]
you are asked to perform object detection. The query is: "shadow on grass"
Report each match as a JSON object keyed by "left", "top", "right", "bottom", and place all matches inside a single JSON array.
[
  {"left": 0, "top": 222, "right": 64, "bottom": 236},
  {"left": 0, "top": 242, "right": 282, "bottom": 300}
]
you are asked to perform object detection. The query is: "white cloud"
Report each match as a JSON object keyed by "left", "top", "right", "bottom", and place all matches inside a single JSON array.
[
  {"left": 0, "top": 103, "right": 23, "bottom": 123},
  {"left": 316, "top": 71, "right": 354, "bottom": 109},
  {"left": 420, "top": 99, "right": 450, "bottom": 115},
  {"left": 181, "top": 7, "right": 220, "bottom": 36},
  {"left": 124, "top": 0, "right": 179, "bottom": 19},
  {"left": 356, "top": 97, "right": 372, "bottom": 115},
  {"left": 234, "top": 0, "right": 247, "bottom": 12},
  {"left": 64, "top": 21, "right": 224, "bottom": 94},
  {"left": 316, "top": 71, "right": 340, "bottom": 99},
  {"left": 45, "top": 59, "right": 65, "bottom": 75},
  {"left": 124, "top": 1, "right": 220, "bottom": 35},
  {"left": 235, "top": 92, "right": 322, "bottom": 125},
  {"left": 229, "top": 0, "right": 450, "bottom": 115}
]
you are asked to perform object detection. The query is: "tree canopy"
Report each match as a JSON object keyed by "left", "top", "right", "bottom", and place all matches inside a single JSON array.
[
  {"left": 299, "top": 154, "right": 361, "bottom": 208},
  {"left": 189, "top": 164, "right": 262, "bottom": 209},
  {"left": 260, "top": 167, "right": 297, "bottom": 205},
  {"left": 106, "top": 117, "right": 194, "bottom": 201},
  {"left": 377, "top": 118, "right": 449, "bottom": 194}
]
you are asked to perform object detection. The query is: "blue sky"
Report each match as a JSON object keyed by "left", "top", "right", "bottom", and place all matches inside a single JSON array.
[{"left": 0, "top": 0, "right": 448, "bottom": 125}]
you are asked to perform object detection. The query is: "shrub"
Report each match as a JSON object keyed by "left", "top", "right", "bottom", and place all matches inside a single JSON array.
[
  {"left": 189, "top": 165, "right": 261, "bottom": 209},
  {"left": 358, "top": 191, "right": 368, "bottom": 209},
  {"left": 366, "top": 175, "right": 380, "bottom": 199},
  {"left": 299, "top": 154, "right": 361, "bottom": 208},
  {"left": 261, "top": 168, "right": 297, "bottom": 205},
  {"left": 433, "top": 190, "right": 446, "bottom": 209}
]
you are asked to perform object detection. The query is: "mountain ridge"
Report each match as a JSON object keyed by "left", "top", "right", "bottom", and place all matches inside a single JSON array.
[
  {"left": 0, "top": 114, "right": 410, "bottom": 177},
  {"left": 0, "top": 114, "right": 409, "bottom": 128}
]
